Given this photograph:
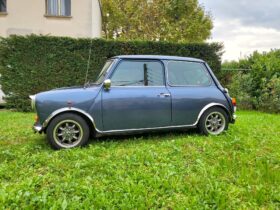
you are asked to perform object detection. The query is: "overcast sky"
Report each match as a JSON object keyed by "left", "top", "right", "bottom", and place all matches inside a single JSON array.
[{"left": 199, "top": 0, "right": 280, "bottom": 61}]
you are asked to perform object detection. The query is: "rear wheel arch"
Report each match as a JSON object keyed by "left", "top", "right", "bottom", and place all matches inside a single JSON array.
[
  {"left": 197, "top": 106, "right": 230, "bottom": 135},
  {"left": 210, "top": 105, "right": 230, "bottom": 119},
  {"left": 196, "top": 103, "right": 231, "bottom": 125}
]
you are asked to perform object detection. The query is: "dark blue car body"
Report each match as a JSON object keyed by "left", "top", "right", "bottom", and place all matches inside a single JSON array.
[{"left": 31, "top": 55, "right": 236, "bottom": 138}]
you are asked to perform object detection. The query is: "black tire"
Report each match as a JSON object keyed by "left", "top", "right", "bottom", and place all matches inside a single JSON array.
[
  {"left": 198, "top": 107, "right": 229, "bottom": 135},
  {"left": 46, "top": 113, "right": 90, "bottom": 150}
]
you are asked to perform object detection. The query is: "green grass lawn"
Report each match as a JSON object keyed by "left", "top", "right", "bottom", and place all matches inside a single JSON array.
[{"left": 0, "top": 110, "right": 279, "bottom": 209}]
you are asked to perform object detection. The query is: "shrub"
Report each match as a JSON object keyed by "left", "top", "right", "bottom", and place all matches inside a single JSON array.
[
  {"left": 228, "top": 73, "right": 255, "bottom": 110},
  {"left": 0, "top": 35, "right": 223, "bottom": 111},
  {"left": 259, "top": 75, "right": 280, "bottom": 112},
  {"left": 223, "top": 50, "right": 280, "bottom": 113}
]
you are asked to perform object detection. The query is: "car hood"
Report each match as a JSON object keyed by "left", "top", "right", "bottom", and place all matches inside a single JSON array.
[
  {"left": 36, "top": 85, "right": 100, "bottom": 99},
  {"left": 35, "top": 85, "right": 101, "bottom": 119}
]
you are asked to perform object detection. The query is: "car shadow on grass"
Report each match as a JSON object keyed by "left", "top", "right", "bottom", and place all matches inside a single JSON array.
[
  {"left": 91, "top": 128, "right": 199, "bottom": 145},
  {"left": 36, "top": 129, "right": 200, "bottom": 151}
]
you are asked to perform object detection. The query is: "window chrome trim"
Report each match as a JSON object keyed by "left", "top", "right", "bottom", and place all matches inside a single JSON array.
[
  {"left": 166, "top": 60, "right": 213, "bottom": 87},
  {"left": 110, "top": 86, "right": 166, "bottom": 88}
]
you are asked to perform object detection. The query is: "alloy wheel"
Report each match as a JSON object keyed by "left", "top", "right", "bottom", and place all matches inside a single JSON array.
[
  {"left": 53, "top": 120, "right": 84, "bottom": 148},
  {"left": 205, "top": 112, "right": 226, "bottom": 135}
]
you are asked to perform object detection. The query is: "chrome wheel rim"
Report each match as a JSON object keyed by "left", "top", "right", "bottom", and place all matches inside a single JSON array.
[
  {"left": 205, "top": 112, "right": 226, "bottom": 135},
  {"left": 53, "top": 120, "right": 83, "bottom": 148}
]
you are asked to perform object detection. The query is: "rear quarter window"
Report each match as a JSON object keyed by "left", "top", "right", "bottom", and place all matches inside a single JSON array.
[{"left": 167, "top": 61, "right": 212, "bottom": 86}]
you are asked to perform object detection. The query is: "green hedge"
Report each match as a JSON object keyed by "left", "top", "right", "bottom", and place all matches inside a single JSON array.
[
  {"left": 221, "top": 50, "right": 280, "bottom": 113},
  {"left": 0, "top": 35, "right": 223, "bottom": 111}
]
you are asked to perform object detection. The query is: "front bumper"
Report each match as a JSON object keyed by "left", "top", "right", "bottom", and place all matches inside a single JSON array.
[{"left": 33, "top": 122, "right": 44, "bottom": 133}]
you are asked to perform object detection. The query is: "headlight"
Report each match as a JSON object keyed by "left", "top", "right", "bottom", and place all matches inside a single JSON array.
[{"left": 29, "top": 95, "right": 36, "bottom": 110}]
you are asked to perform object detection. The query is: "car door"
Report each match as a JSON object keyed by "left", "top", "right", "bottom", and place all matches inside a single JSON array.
[
  {"left": 166, "top": 60, "right": 219, "bottom": 126},
  {"left": 102, "top": 59, "right": 171, "bottom": 131}
]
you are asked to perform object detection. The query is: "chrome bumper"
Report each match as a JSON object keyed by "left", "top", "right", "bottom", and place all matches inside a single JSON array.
[
  {"left": 33, "top": 123, "right": 44, "bottom": 133},
  {"left": 231, "top": 114, "right": 237, "bottom": 124}
]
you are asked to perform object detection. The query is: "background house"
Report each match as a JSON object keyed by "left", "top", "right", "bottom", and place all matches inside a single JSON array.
[
  {"left": 0, "top": 0, "right": 102, "bottom": 104},
  {"left": 0, "top": 0, "right": 102, "bottom": 38},
  {"left": 0, "top": 0, "right": 101, "bottom": 38}
]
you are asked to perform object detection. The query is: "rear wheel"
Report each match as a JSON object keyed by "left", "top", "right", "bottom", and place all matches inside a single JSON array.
[
  {"left": 46, "top": 113, "right": 90, "bottom": 150},
  {"left": 198, "top": 107, "right": 229, "bottom": 135}
]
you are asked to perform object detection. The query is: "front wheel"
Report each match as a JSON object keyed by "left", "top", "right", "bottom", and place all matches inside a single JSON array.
[
  {"left": 198, "top": 107, "right": 229, "bottom": 135},
  {"left": 46, "top": 113, "right": 90, "bottom": 150}
]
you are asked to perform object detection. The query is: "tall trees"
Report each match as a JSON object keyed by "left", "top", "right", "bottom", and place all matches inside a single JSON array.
[{"left": 101, "top": 0, "right": 213, "bottom": 42}]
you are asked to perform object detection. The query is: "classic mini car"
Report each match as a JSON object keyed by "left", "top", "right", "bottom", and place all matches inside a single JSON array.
[{"left": 30, "top": 55, "right": 237, "bottom": 149}]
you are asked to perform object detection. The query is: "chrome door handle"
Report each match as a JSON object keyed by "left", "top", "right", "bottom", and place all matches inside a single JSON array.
[{"left": 158, "top": 93, "right": 171, "bottom": 98}]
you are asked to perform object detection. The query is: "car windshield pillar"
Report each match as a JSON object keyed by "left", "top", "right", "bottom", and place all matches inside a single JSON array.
[{"left": 94, "top": 59, "right": 114, "bottom": 85}]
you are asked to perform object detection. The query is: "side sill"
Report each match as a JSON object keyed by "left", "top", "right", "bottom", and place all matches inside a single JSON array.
[{"left": 97, "top": 125, "right": 197, "bottom": 135}]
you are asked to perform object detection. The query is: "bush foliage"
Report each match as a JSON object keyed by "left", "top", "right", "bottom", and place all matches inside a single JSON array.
[
  {"left": 221, "top": 50, "right": 280, "bottom": 113},
  {"left": 0, "top": 35, "right": 223, "bottom": 111}
]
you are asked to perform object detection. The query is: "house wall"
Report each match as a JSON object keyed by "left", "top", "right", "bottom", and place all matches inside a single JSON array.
[{"left": 0, "top": 0, "right": 102, "bottom": 38}]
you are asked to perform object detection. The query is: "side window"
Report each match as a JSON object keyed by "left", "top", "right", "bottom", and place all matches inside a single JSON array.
[
  {"left": 111, "top": 60, "right": 165, "bottom": 86},
  {"left": 46, "top": 0, "right": 71, "bottom": 16},
  {"left": 167, "top": 61, "right": 212, "bottom": 86},
  {"left": 0, "top": 0, "right": 7, "bottom": 13}
]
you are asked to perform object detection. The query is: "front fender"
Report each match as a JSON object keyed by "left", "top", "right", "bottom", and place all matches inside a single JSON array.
[{"left": 33, "top": 107, "right": 97, "bottom": 133}]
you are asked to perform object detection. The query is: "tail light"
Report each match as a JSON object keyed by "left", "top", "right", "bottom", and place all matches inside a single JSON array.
[
  {"left": 232, "top": 98, "right": 236, "bottom": 106},
  {"left": 231, "top": 98, "right": 237, "bottom": 112}
]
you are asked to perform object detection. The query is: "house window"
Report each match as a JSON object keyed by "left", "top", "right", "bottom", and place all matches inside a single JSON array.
[
  {"left": 46, "top": 0, "right": 71, "bottom": 16},
  {"left": 0, "top": 0, "right": 7, "bottom": 13}
]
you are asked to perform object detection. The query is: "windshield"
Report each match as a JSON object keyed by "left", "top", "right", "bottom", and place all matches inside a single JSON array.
[{"left": 94, "top": 59, "right": 114, "bottom": 84}]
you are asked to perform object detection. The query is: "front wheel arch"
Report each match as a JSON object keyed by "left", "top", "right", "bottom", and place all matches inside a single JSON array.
[{"left": 44, "top": 110, "right": 96, "bottom": 136}]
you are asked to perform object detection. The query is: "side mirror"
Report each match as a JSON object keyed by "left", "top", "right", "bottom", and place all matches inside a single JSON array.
[
  {"left": 223, "top": 88, "right": 229, "bottom": 94},
  {"left": 104, "top": 79, "right": 111, "bottom": 90}
]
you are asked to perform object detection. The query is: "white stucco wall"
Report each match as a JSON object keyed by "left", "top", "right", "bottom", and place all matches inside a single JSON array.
[{"left": 0, "top": 0, "right": 102, "bottom": 38}]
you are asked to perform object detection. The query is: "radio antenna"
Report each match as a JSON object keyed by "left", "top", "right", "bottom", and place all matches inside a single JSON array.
[{"left": 84, "top": 38, "right": 93, "bottom": 88}]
